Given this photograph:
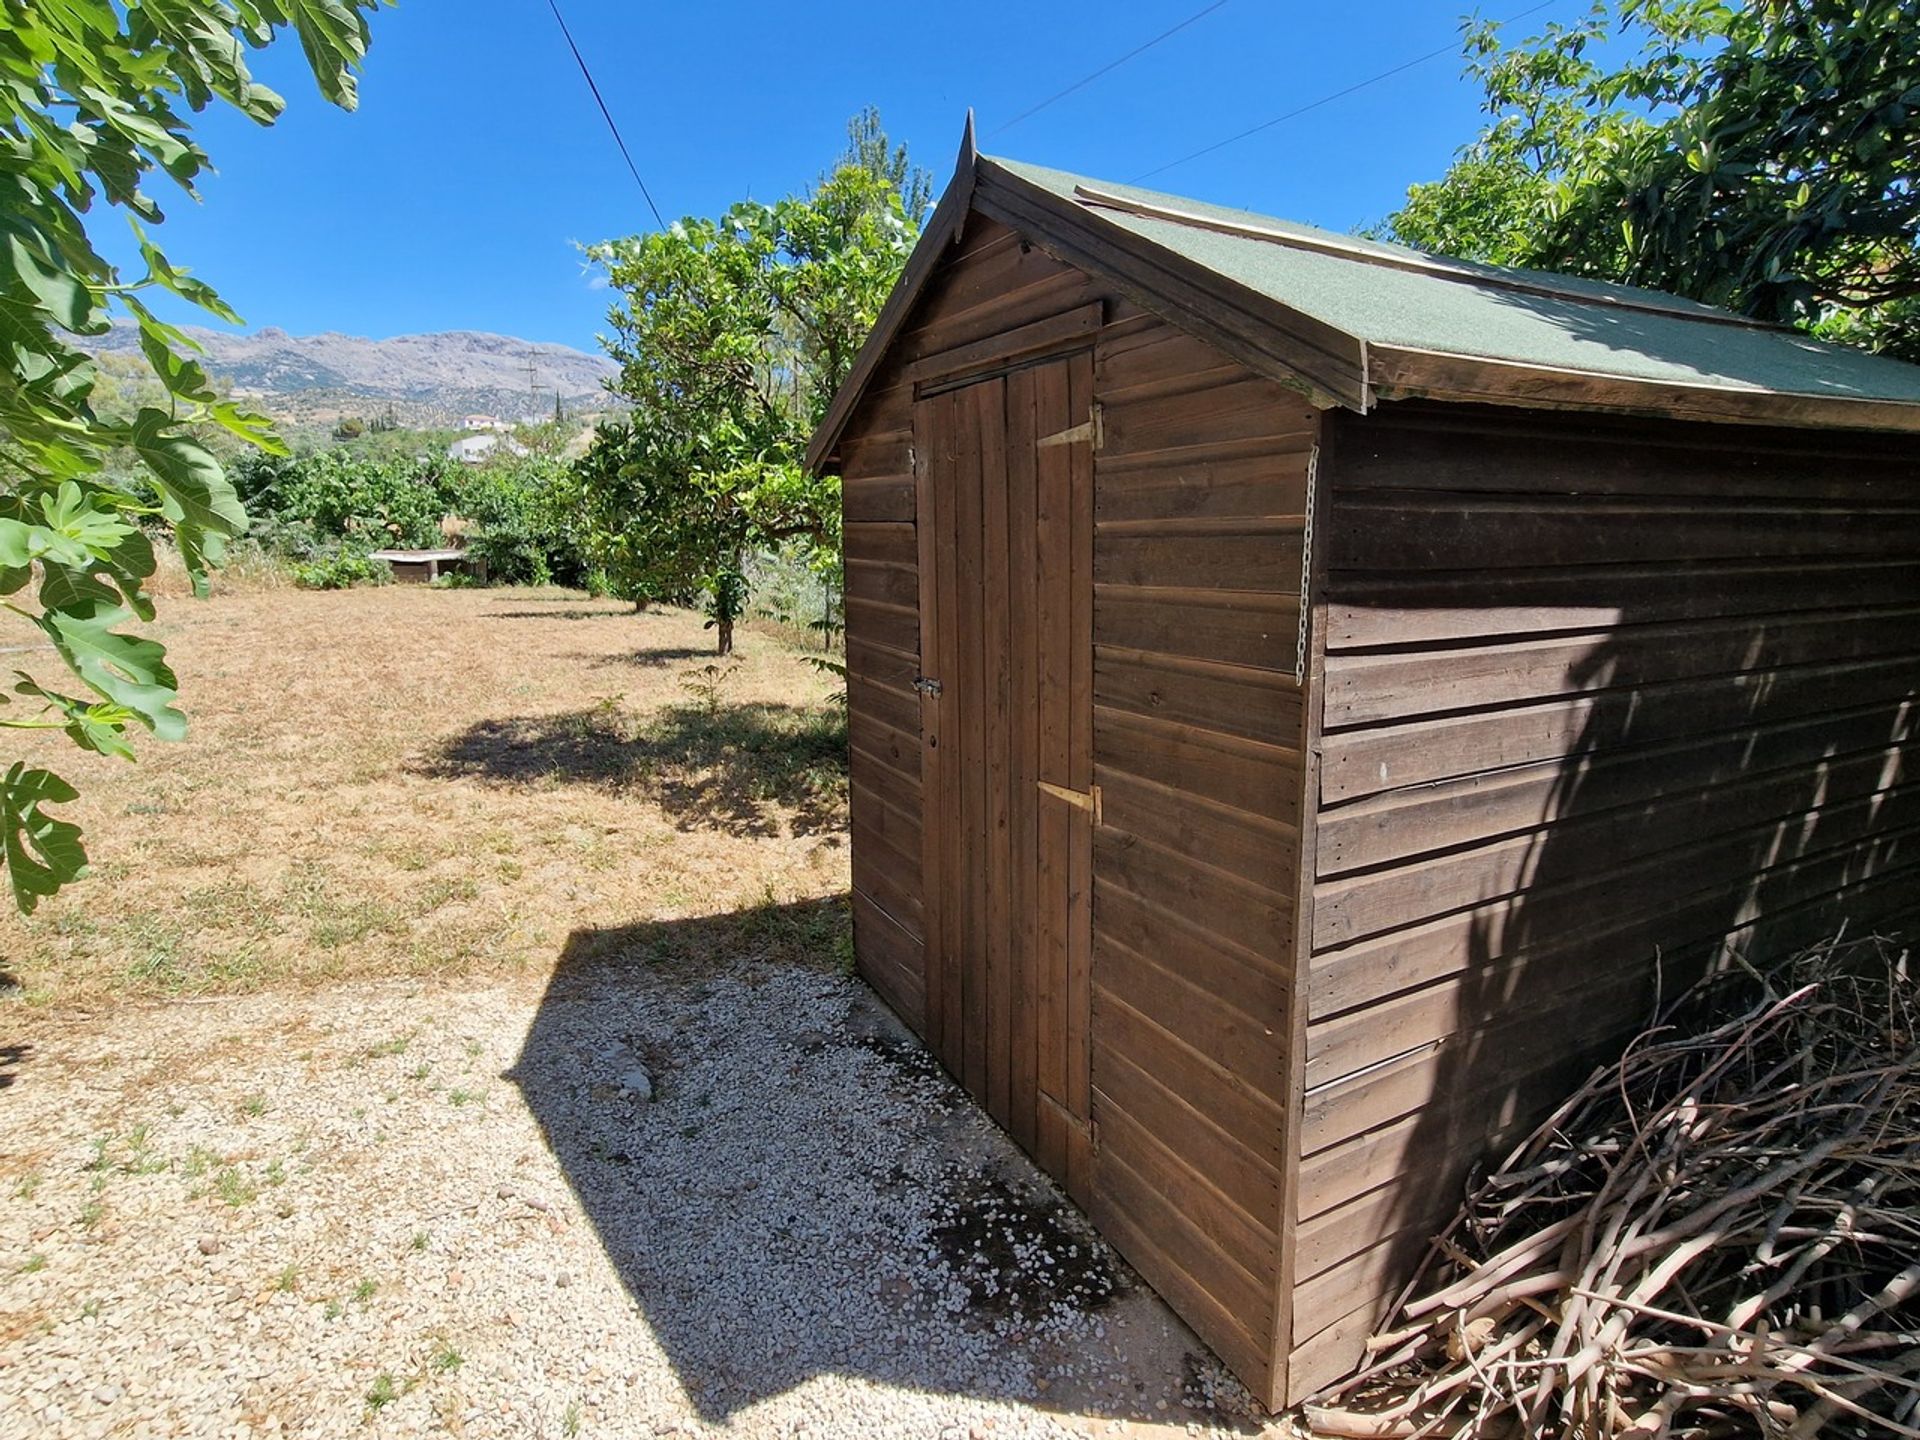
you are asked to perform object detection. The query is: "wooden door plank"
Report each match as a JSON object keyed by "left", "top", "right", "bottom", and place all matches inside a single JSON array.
[
  {"left": 1034, "top": 356, "right": 1073, "bottom": 1127},
  {"left": 913, "top": 394, "right": 948, "bottom": 1060},
  {"left": 1006, "top": 365, "right": 1042, "bottom": 1156},
  {"left": 982, "top": 375, "right": 1014, "bottom": 1131},
  {"left": 933, "top": 390, "right": 966, "bottom": 1076},
  {"left": 1067, "top": 348, "right": 1096, "bottom": 1129},
  {"left": 958, "top": 379, "right": 992, "bottom": 1102}
]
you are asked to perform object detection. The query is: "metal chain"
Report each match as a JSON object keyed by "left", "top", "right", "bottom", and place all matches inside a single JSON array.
[{"left": 1296, "top": 442, "right": 1319, "bottom": 683}]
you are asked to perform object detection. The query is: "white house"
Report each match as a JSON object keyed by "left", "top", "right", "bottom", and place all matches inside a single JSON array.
[{"left": 447, "top": 433, "right": 527, "bottom": 465}]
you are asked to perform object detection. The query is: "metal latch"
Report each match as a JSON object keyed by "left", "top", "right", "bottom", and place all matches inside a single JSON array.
[{"left": 913, "top": 676, "right": 943, "bottom": 696}]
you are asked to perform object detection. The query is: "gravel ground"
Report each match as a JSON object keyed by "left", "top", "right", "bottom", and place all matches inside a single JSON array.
[{"left": 1, "top": 941, "right": 1288, "bottom": 1439}]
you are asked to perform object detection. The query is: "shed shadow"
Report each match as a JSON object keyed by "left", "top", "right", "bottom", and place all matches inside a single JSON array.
[
  {"left": 416, "top": 700, "right": 849, "bottom": 837},
  {"left": 506, "top": 899, "right": 1265, "bottom": 1428}
]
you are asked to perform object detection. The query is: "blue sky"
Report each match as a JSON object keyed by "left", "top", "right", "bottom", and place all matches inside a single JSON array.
[{"left": 104, "top": 0, "right": 1577, "bottom": 354}]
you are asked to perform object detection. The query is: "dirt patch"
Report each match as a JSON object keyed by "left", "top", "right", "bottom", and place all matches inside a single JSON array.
[{"left": 929, "top": 1171, "right": 1123, "bottom": 1326}]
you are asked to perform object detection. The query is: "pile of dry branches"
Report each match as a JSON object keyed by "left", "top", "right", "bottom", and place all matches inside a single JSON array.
[{"left": 1307, "top": 935, "right": 1920, "bottom": 1439}]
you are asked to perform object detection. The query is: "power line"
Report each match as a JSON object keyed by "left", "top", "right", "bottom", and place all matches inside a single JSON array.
[
  {"left": 545, "top": 0, "right": 666, "bottom": 228},
  {"left": 990, "top": 0, "right": 1233, "bottom": 138},
  {"left": 1130, "top": 0, "right": 1563, "bottom": 184}
]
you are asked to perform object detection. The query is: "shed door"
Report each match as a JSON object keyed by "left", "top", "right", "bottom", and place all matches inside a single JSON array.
[{"left": 913, "top": 351, "right": 1096, "bottom": 1193}]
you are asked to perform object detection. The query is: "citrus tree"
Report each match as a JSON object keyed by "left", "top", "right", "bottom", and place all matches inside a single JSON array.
[
  {"left": 578, "top": 135, "right": 916, "bottom": 654},
  {"left": 1388, "top": 0, "right": 1920, "bottom": 357},
  {"left": 0, "top": 0, "right": 381, "bottom": 912}
]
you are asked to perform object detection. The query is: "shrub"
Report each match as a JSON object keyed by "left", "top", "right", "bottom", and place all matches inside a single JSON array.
[
  {"left": 453, "top": 459, "right": 586, "bottom": 587},
  {"left": 293, "top": 545, "right": 393, "bottom": 590},
  {"left": 231, "top": 449, "right": 459, "bottom": 553}
]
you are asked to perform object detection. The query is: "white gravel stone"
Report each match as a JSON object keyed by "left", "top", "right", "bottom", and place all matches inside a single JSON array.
[{"left": 1, "top": 961, "right": 1289, "bottom": 1439}]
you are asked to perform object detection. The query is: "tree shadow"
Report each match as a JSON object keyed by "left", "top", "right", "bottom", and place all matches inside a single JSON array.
[
  {"left": 481, "top": 607, "right": 637, "bottom": 622},
  {"left": 559, "top": 646, "right": 712, "bottom": 669},
  {"left": 418, "top": 700, "right": 850, "bottom": 837},
  {"left": 0, "top": 1043, "right": 28, "bottom": 1091},
  {"left": 1311, "top": 400, "right": 1920, "bottom": 1388},
  {"left": 506, "top": 898, "right": 1265, "bottom": 1428}
]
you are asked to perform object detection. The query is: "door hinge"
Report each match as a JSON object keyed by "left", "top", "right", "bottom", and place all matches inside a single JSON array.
[
  {"left": 1038, "top": 404, "right": 1102, "bottom": 450},
  {"left": 1037, "top": 779, "right": 1102, "bottom": 825},
  {"left": 913, "top": 676, "right": 943, "bottom": 696}
]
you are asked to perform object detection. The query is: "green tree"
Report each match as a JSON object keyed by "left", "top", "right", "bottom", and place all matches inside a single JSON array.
[
  {"left": 839, "top": 105, "right": 935, "bottom": 221},
  {"left": 1385, "top": 0, "right": 1920, "bottom": 357},
  {"left": 579, "top": 131, "right": 915, "bottom": 654},
  {"left": 0, "top": 1, "right": 380, "bottom": 912}
]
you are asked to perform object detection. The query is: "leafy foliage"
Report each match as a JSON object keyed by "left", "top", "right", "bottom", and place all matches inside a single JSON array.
[
  {"left": 0, "top": 0, "right": 380, "bottom": 911},
  {"left": 454, "top": 456, "right": 587, "bottom": 586},
  {"left": 231, "top": 440, "right": 588, "bottom": 588},
  {"left": 1386, "top": 0, "right": 1920, "bottom": 357},
  {"left": 232, "top": 448, "right": 459, "bottom": 555},
  {"left": 575, "top": 113, "right": 918, "bottom": 653}
]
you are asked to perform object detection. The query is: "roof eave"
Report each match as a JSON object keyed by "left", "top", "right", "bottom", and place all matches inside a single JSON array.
[{"left": 1370, "top": 345, "right": 1920, "bottom": 436}]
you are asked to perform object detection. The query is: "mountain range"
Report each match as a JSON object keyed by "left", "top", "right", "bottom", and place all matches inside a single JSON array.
[{"left": 92, "top": 323, "right": 620, "bottom": 431}]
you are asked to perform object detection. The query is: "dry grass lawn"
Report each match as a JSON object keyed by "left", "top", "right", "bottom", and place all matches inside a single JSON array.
[{"left": 0, "top": 585, "right": 852, "bottom": 1010}]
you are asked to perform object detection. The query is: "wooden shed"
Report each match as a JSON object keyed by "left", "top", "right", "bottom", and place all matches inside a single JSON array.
[{"left": 806, "top": 123, "right": 1920, "bottom": 1411}]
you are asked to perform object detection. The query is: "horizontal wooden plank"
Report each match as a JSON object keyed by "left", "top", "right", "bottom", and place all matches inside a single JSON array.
[
  {"left": 1096, "top": 829, "right": 1294, "bottom": 973},
  {"left": 844, "top": 520, "right": 918, "bottom": 567},
  {"left": 847, "top": 669, "right": 918, "bottom": 736},
  {"left": 851, "top": 833, "right": 922, "bottom": 937},
  {"left": 1324, "top": 605, "right": 1920, "bottom": 728},
  {"left": 1095, "top": 703, "right": 1299, "bottom": 823},
  {"left": 843, "top": 596, "right": 920, "bottom": 656},
  {"left": 1102, "top": 375, "right": 1313, "bottom": 460},
  {"left": 907, "top": 300, "right": 1102, "bottom": 389},
  {"left": 842, "top": 474, "right": 914, "bottom": 524},
  {"left": 849, "top": 775, "right": 921, "bottom": 857},
  {"left": 1334, "top": 410, "right": 1920, "bottom": 502},
  {"left": 1088, "top": 1154, "right": 1275, "bottom": 1396},
  {"left": 902, "top": 267, "right": 1102, "bottom": 374},
  {"left": 844, "top": 558, "right": 919, "bottom": 610},
  {"left": 845, "top": 635, "right": 919, "bottom": 690},
  {"left": 1301, "top": 865, "right": 1920, "bottom": 1268},
  {"left": 1308, "top": 953, "right": 1662, "bottom": 1154},
  {"left": 1094, "top": 1094, "right": 1279, "bottom": 1274},
  {"left": 1308, "top": 819, "right": 1920, "bottom": 1034},
  {"left": 1096, "top": 445, "right": 1313, "bottom": 524},
  {"left": 1091, "top": 1138, "right": 1273, "bottom": 1334},
  {"left": 1286, "top": 1295, "right": 1396, "bottom": 1406},
  {"left": 1314, "top": 767, "right": 1918, "bottom": 952},
  {"left": 1318, "top": 705, "right": 1918, "bottom": 877},
  {"left": 1320, "top": 652, "right": 1920, "bottom": 803},
  {"left": 1094, "top": 874, "right": 1290, "bottom": 1005},
  {"left": 1093, "top": 987, "right": 1286, "bottom": 1163},
  {"left": 1095, "top": 529, "right": 1304, "bottom": 592},
  {"left": 1094, "top": 646, "right": 1302, "bottom": 749},
  {"left": 1328, "top": 494, "right": 1920, "bottom": 571},
  {"left": 1091, "top": 1035, "right": 1281, "bottom": 1231},
  {"left": 1096, "top": 763, "right": 1297, "bottom": 895},
  {"left": 1326, "top": 559, "right": 1920, "bottom": 650},
  {"left": 848, "top": 709, "right": 920, "bottom": 787},
  {"left": 1094, "top": 931, "right": 1286, "bottom": 1104},
  {"left": 853, "top": 887, "right": 925, "bottom": 1023},
  {"left": 1095, "top": 585, "right": 1299, "bottom": 672}
]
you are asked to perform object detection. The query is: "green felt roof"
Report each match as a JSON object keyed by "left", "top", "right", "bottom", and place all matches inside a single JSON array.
[{"left": 987, "top": 157, "right": 1920, "bottom": 407}]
